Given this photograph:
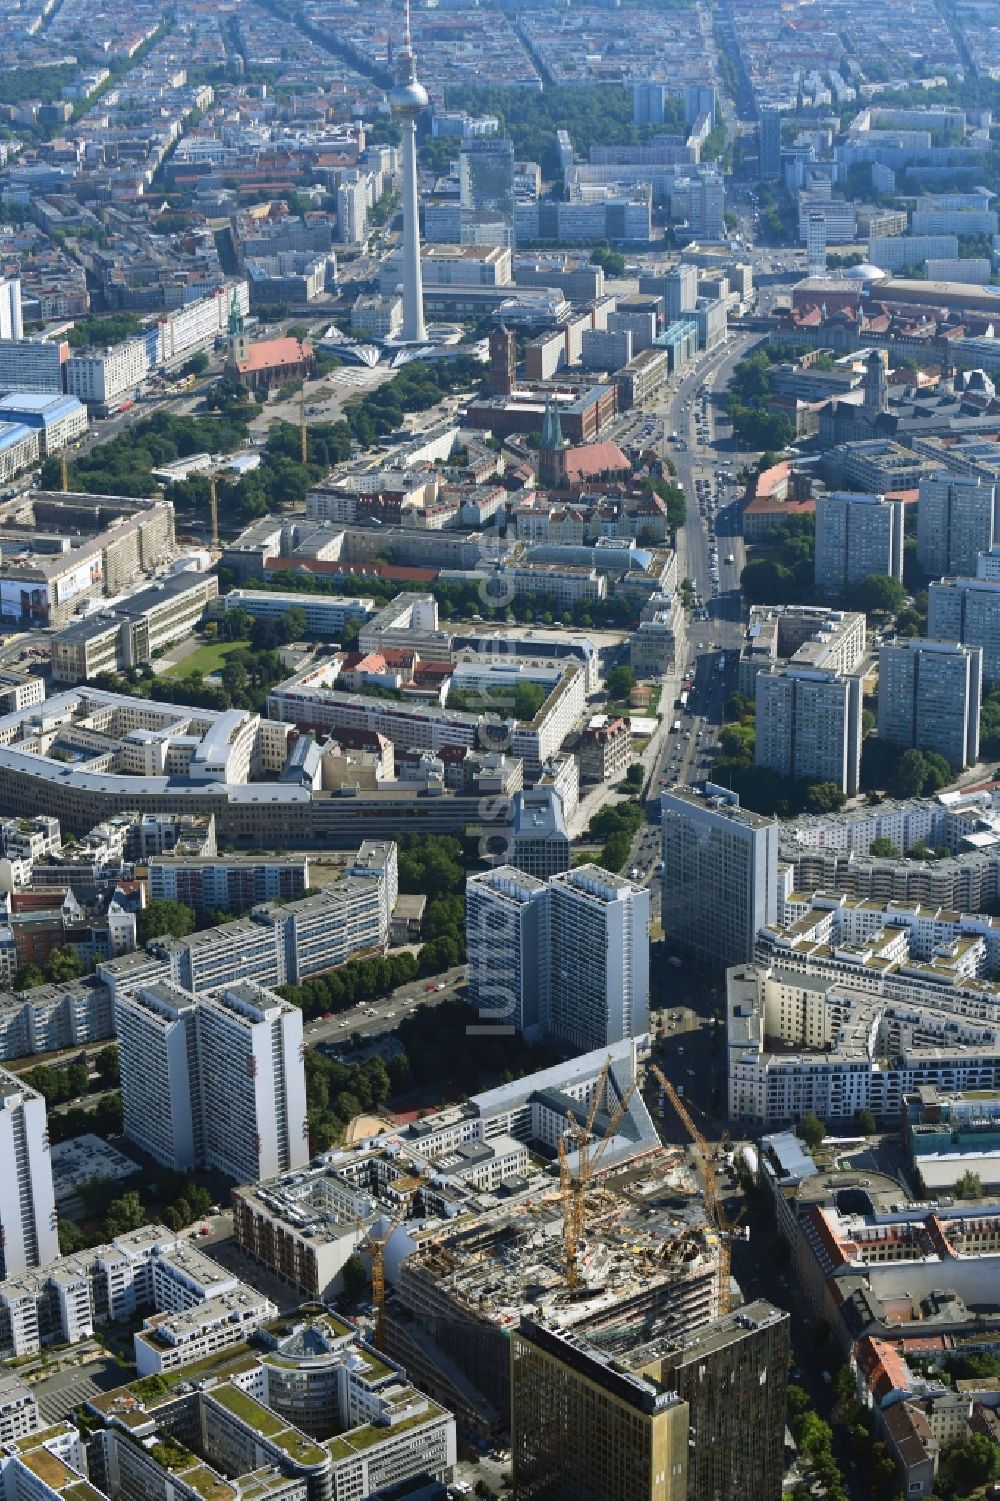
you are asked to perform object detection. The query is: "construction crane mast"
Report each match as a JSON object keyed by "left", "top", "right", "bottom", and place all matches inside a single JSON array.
[
  {"left": 648, "top": 1063, "right": 740, "bottom": 1314},
  {"left": 356, "top": 1217, "right": 397, "bottom": 1353},
  {"left": 558, "top": 1058, "right": 637, "bottom": 1289},
  {"left": 208, "top": 473, "right": 220, "bottom": 549}
]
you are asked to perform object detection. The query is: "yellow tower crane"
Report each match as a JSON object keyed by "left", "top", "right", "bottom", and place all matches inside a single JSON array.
[
  {"left": 356, "top": 1215, "right": 399, "bottom": 1354},
  {"left": 648, "top": 1063, "right": 740, "bottom": 1314},
  {"left": 557, "top": 1058, "right": 638, "bottom": 1289}
]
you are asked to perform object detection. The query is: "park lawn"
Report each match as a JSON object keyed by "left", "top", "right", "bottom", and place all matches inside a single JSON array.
[{"left": 161, "top": 640, "right": 243, "bottom": 680}]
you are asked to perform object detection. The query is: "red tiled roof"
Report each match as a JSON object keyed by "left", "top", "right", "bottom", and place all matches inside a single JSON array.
[
  {"left": 236, "top": 336, "right": 313, "bottom": 374},
  {"left": 560, "top": 441, "right": 630, "bottom": 484}
]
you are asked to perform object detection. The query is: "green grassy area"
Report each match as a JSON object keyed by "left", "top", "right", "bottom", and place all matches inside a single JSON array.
[
  {"left": 160, "top": 640, "right": 243, "bottom": 680},
  {"left": 208, "top": 1385, "right": 284, "bottom": 1436}
]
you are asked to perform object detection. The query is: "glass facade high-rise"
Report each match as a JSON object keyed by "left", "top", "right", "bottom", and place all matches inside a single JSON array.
[{"left": 459, "top": 137, "right": 516, "bottom": 248}]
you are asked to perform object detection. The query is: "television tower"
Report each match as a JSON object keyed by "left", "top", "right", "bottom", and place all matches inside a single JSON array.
[{"left": 389, "top": 0, "right": 427, "bottom": 343}]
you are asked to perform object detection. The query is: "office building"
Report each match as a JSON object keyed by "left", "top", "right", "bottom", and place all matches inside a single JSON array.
[
  {"left": 806, "top": 210, "right": 827, "bottom": 278},
  {"left": 814, "top": 490, "right": 903, "bottom": 599},
  {"left": 50, "top": 572, "right": 218, "bottom": 684},
  {"left": 0, "top": 392, "right": 86, "bottom": 455},
  {"left": 466, "top": 866, "right": 549, "bottom": 1040},
  {"left": 0, "top": 278, "right": 23, "bottom": 342},
  {"left": 877, "top": 638, "right": 982, "bottom": 769},
  {"left": 759, "top": 108, "right": 783, "bottom": 181},
  {"left": 114, "top": 979, "right": 308, "bottom": 1183},
  {"left": 0, "top": 1067, "right": 58, "bottom": 1281},
  {"left": 659, "top": 1303, "right": 791, "bottom": 1501},
  {"left": 511, "top": 1319, "right": 690, "bottom": 1501},
  {"left": 547, "top": 865, "right": 649, "bottom": 1054},
  {"left": 739, "top": 605, "right": 867, "bottom": 698},
  {"left": 755, "top": 666, "right": 863, "bottom": 795},
  {"left": 928, "top": 575, "right": 1000, "bottom": 686},
  {"left": 0, "top": 1067, "right": 58, "bottom": 1280},
  {"left": 917, "top": 473, "right": 997, "bottom": 579},
  {"left": 460, "top": 137, "right": 516, "bottom": 247},
  {"left": 661, "top": 786, "right": 779, "bottom": 968},
  {"left": 0, "top": 336, "right": 65, "bottom": 394},
  {"left": 671, "top": 175, "right": 725, "bottom": 240},
  {"left": 664, "top": 263, "right": 698, "bottom": 321},
  {"left": 389, "top": 3, "right": 428, "bottom": 342},
  {"left": 510, "top": 785, "right": 571, "bottom": 879}
]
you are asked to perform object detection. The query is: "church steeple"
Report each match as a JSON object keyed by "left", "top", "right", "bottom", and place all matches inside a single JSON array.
[
  {"left": 541, "top": 393, "right": 566, "bottom": 452},
  {"left": 226, "top": 285, "right": 250, "bottom": 367}
]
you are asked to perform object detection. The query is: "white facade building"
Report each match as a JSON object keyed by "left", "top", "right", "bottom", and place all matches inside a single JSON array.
[
  {"left": 547, "top": 865, "right": 649, "bottom": 1054},
  {"left": 466, "top": 865, "right": 549, "bottom": 1040},
  {"left": 115, "top": 979, "right": 308, "bottom": 1183},
  {"left": 0, "top": 1067, "right": 58, "bottom": 1280}
]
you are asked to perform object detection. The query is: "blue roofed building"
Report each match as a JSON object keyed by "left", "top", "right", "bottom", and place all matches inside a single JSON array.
[
  {"left": 0, "top": 419, "right": 40, "bottom": 483},
  {"left": 0, "top": 392, "right": 88, "bottom": 455}
]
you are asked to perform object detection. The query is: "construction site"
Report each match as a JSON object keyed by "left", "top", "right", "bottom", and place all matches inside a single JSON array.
[
  {"left": 384, "top": 1148, "right": 721, "bottom": 1440},
  {"left": 234, "top": 1042, "right": 730, "bottom": 1443}
]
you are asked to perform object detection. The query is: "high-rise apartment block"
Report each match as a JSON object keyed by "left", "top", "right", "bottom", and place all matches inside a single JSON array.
[
  {"left": 548, "top": 865, "right": 649, "bottom": 1053},
  {"left": 759, "top": 108, "right": 784, "bottom": 181},
  {"left": 877, "top": 638, "right": 982, "bottom": 769},
  {"left": 685, "top": 83, "right": 717, "bottom": 127},
  {"left": 917, "top": 473, "right": 998, "bottom": 579},
  {"left": 755, "top": 665, "right": 864, "bottom": 795},
  {"left": 928, "top": 575, "right": 1000, "bottom": 686},
  {"left": 0, "top": 278, "right": 23, "bottom": 342},
  {"left": 466, "top": 866, "right": 549, "bottom": 1039},
  {"left": 465, "top": 863, "right": 649, "bottom": 1050},
  {"left": 661, "top": 786, "right": 780, "bottom": 968},
  {"left": 633, "top": 81, "right": 670, "bottom": 127},
  {"left": 115, "top": 979, "right": 308, "bottom": 1183},
  {"left": 814, "top": 491, "right": 904, "bottom": 599},
  {"left": 0, "top": 1066, "right": 58, "bottom": 1280}
]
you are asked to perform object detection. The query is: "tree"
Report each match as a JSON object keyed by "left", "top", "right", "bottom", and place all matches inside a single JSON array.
[
  {"left": 797, "top": 1112, "right": 825, "bottom": 1150},
  {"left": 852, "top": 573, "right": 906, "bottom": 616},
  {"left": 869, "top": 836, "right": 898, "bottom": 858},
  {"left": 341, "top": 1252, "right": 368, "bottom": 1302},
  {"left": 12, "top": 963, "right": 45, "bottom": 991},
  {"left": 955, "top": 1169, "right": 983, "bottom": 1199},
  {"left": 95, "top": 1044, "right": 120, "bottom": 1088},
  {"left": 58, "top": 1219, "right": 87, "bottom": 1255},
  {"left": 137, "top": 899, "right": 196, "bottom": 946},
  {"left": 936, "top": 1433, "right": 997, "bottom": 1499},
  {"left": 624, "top": 763, "right": 644, "bottom": 788},
  {"left": 43, "top": 946, "right": 83, "bottom": 983},
  {"left": 856, "top": 1108, "right": 877, "bottom": 1136},
  {"left": 103, "top": 1191, "right": 147, "bottom": 1237},
  {"left": 605, "top": 666, "right": 636, "bottom": 702}
]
